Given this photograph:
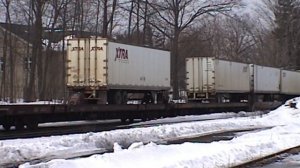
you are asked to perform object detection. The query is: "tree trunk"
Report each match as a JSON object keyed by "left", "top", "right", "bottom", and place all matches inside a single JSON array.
[
  {"left": 142, "top": 0, "right": 148, "bottom": 45},
  {"left": 102, "top": 0, "right": 108, "bottom": 37},
  {"left": 136, "top": 0, "right": 140, "bottom": 44},
  {"left": 95, "top": 0, "right": 100, "bottom": 36},
  {"left": 128, "top": 0, "right": 134, "bottom": 40},
  {"left": 109, "top": 0, "right": 117, "bottom": 36},
  {"left": 171, "top": 32, "right": 180, "bottom": 100}
]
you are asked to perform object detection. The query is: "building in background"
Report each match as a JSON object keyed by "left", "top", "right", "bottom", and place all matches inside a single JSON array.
[
  {"left": 0, "top": 23, "right": 33, "bottom": 102},
  {"left": 0, "top": 23, "right": 69, "bottom": 102}
]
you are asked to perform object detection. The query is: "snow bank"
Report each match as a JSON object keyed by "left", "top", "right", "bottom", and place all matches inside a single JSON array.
[
  {"left": 21, "top": 124, "right": 300, "bottom": 168},
  {"left": 0, "top": 113, "right": 271, "bottom": 166},
  {"left": 17, "top": 98, "right": 300, "bottom": 168}
]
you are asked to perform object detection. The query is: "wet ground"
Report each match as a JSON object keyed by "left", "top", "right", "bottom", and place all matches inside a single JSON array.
[
  {"left": 166, "top": 128, "right": 300, "bottom": 168},
  {"left": 168, "top": 128, "right": 268, "bottom": 144},
  {"left": 255, "top": 154, "right": 300, "bottom": 168}
]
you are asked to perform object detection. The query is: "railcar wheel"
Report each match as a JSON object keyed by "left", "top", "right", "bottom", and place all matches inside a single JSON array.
[
  {"left": 121, "top": 118, "right": 127, "bottom": 123},
  {"left": 27, "top": 121, "right": 39, "bottom": 130},
  {"left": 16, "top": 122, "right": 24, "bottom": 130},
  {"left": 2, "top": 123, "right": 12, "bottom": 131},
  {"left": 141, "top": 114, "right": 148, "bottom": 121}
]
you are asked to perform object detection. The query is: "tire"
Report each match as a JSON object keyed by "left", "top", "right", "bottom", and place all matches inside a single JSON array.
[
  {"left": 122, "top": 91, "right": 128, "bottom": 104},
  {"left": 68, "top": 92, "right": 85, "bottom": 105},
  {"left": 142, "top": 92, "right": 154, "bottom": 104},
  {"left": 113, "top": 91, "right": 123, "bottom": 104}
]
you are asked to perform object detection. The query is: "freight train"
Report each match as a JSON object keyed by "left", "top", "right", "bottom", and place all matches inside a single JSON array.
[
  {"left": 67, "top": 37, "right": 300, "bottom": 105},
  {"left": 186, "top": 57, "right": 300, "bottom": 104},
  {"left": 1, "top": 37, "right": 300, "bottom": 131}
]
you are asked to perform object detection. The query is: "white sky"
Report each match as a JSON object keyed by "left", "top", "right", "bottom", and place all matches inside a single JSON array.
[
  {"left": 0, "top": 97, "right": 299, "bottom": 167},
  {"left": 232, "top": 0, "right": 275, "bottom": 29}
]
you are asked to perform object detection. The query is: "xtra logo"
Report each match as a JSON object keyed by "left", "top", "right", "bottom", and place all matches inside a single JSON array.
[
  {"left": 71, "top": 47, "right": 84, "bottom": 51},
  {"left": 91, "top": 46, "right": 103, "bottom": 51},
  {"left": 115, "top": 47, "right": 129, "bottom": 62}
]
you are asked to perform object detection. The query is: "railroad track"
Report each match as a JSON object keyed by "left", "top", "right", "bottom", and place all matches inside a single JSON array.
[
  {"left": 233, "top": 146, "right": 300, "bottom": 168},
  {"left": 0, "top": 120, "right": 129, "bottom": 140},
  {"left": 3, "top": 148, "right": 108, "bottom": 168}
]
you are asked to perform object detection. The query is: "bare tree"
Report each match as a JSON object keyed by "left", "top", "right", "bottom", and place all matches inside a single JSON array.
[
  {"left": 148, "top": 0, "right": 236, "bottom": 98},
  {"left": 24, "top": 0, "right": 45, "bottom": 101},
  {"left": 101, "top": 0, "right": 118, "bottom": 38},
  {"left": 118, "top": 0, "right": 154, "bottom": 45},
  {"left": 94, "top": 0, "right": 101, "bottom": 36},
  {"left": 178, "top": 19, "right": 214, "bottom": 59},
  {"left": 127, "top": 0, "right": 134, "bottom": 39},
  {"left": 273, "top": 0, "right": 300, "bottom": 69},
  {"left": 42, "top": 0, "right": 72, "bottom": 100}
]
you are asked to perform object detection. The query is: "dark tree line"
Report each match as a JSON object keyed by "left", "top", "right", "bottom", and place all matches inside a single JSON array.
[{"left": 273, "top": 0, "right": 300, "bottom": 69}]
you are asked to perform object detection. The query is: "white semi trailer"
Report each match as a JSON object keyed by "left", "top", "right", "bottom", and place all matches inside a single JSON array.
[
  {"left": 281, "top": 70, "right": 300, "bottom": 95},
  {"left": 185, "top": 57, "right": 283, "bottom": 102},
  {"left": 67, "top": 37, "right": 171, "bottom": 104},
  {"left": 186, "top": 57, "right": 251, "bottom": 102}
]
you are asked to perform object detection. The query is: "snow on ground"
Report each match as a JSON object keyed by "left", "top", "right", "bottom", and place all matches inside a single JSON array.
[
  {"left": 0, "top": 98, "right": 298, "bottom": 167},
  {"left": 2, "top": 111, "right": 270, "bottom": 166}
]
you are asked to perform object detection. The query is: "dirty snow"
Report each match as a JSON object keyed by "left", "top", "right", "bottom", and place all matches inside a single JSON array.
[{"left": 0, "top": 98, "right": 299, "bottom": 167}]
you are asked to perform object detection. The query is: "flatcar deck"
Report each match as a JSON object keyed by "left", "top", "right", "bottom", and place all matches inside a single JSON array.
[{"left": 0, "top": 102, "right": 260, "bottom": 131}]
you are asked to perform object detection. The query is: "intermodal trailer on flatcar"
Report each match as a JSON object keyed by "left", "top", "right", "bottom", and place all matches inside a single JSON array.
[
  {"left": 250, "top": 64, "right": 281, "bottom": 93},
  {"left": 280, "top": 70, "right": 300, "bottom": 95},
  {"left": 186, "top": 57, "right": 251, "bottom": 102},
  {"left": 67, "top": 38, "right": 171, "bottom": 104}
]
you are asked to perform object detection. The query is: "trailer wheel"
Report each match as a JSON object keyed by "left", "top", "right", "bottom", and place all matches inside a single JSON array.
[
  {"left": 122, "top": 91, "right": 128, "bottom": 104},
  {"left": 157, "top": 92, "right": 169, "bottom": 104},
  {"left": 113, "top": 91, "right": 123, "bottom": 104},
  {"left": 68, "top": 92, "right": 85, "bottom": 105},
  {"left": 142, "top": 92, "right": 154, "bottom": 104}
]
